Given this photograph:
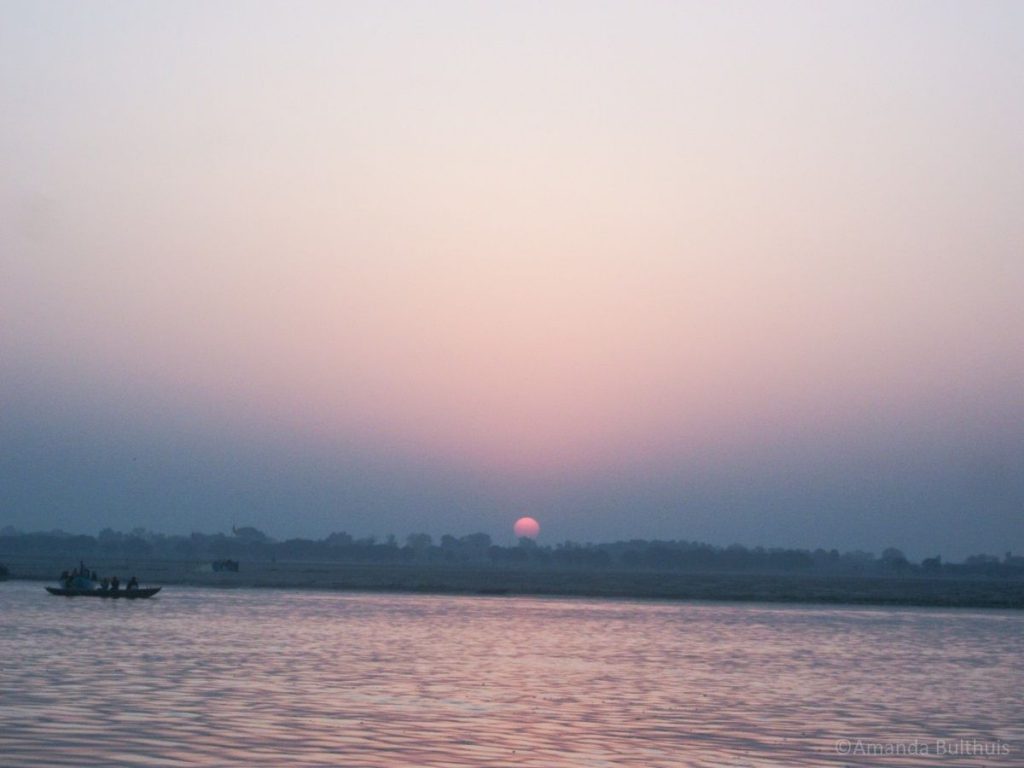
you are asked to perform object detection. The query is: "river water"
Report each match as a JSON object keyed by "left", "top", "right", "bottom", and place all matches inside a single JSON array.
[{"left": 1, "top": 581, "right": 1021, "bottom": 767}]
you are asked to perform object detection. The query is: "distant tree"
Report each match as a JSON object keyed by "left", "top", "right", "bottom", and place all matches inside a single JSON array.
[
  {"left": 326, "top": 531, "right": 353, "bottom": 548},
  {"left": 173, "top": 537, "right": 194, "bottom": 557},
  {"left": 277, "top": 538, "right": 323, "bottom": 559},
  {"left": 965, "top": 554, "right": 998, "bottom": 565},
  {"left": 461, "top": 532, "right": 492, "bottom": 550},
  {"left": 122, "top": 536, "right": 153, "bottom": 557},
  {"left": 963, "top": 554, "right": 1001, "bottom": 576},
  {"left": 208, "top": 533, "right": 231, "bottom": 558},
  {"left": 881, "top": 547, "right": 910, "bottom": 572},
  {"left": 406, "top": 533, "right": 432, "bottom": 550},
  {"left": 98, "top": 528, "right": 124, "bottom": 547}
]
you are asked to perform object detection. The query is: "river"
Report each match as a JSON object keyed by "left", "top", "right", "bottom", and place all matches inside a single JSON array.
[{"left": 1, "top": 581, "right": 1020, "bottom": 766}]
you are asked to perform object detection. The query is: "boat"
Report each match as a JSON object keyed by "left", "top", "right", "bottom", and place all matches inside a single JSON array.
[
  {"left": 47, "top": 561, "right": 160, "bottom": 598},
  {"left": 45, "top": 586, "right": 161, "bottom": 598}
]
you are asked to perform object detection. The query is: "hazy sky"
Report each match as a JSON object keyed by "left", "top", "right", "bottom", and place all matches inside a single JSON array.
[{"left": 2, "top": 1, "right": 1022, "bottom": 558}]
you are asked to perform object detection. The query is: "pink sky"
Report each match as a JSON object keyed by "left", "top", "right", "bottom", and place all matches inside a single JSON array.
[{"left": 1, "top": 1, "right": 1022, "bottom": 555}]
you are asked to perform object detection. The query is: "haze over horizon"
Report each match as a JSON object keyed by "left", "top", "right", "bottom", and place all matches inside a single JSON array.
[{"left": 2, "top": 1, "right": 1022, "bottom": 560}]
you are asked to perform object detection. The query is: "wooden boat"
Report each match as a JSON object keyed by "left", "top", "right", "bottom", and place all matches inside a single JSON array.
[{"left": 45, "top": 586, "right": 161, "bottom": 598}]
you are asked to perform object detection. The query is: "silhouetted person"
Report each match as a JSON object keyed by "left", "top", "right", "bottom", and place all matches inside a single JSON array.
[
  {"left": 127, "top": 576, "right": 138, "bottom": 591},
  {"left": 111, "top": 576, "right": 120, "bottom": 592}
]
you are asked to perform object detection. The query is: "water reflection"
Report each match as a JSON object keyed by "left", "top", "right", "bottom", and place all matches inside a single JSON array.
[{"left": 1, "top": 582, "right": 1021, "bottom": 766}]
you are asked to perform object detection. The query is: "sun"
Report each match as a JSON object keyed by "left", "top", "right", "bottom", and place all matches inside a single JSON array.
[{"left": 513, "top": 516, "right": 540, "bottom": 539}]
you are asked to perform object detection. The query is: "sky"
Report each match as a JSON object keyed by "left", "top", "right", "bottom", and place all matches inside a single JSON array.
[{"left": 1, "top": 1, "right": 1022, "bottom": 558}]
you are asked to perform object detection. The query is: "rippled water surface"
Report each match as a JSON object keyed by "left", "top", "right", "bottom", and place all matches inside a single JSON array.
[{"left": 1, "top": 582, "right": 1021, "bottom": 767}]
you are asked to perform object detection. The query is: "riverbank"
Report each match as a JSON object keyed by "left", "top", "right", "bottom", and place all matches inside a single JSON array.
[{"left": 5, "top": 555, "right": 1023, "bottom": 608}]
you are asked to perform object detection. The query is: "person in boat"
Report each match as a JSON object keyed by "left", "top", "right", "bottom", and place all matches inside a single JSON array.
[
  {"left": 127, "top": 576, "right": 138, "bottom": 591},
  {"left": 111, "top": 576, "right": 120, "bottom": 592},
  {"left": 100, "top": 577, "right": 110, "bottom": 590}
]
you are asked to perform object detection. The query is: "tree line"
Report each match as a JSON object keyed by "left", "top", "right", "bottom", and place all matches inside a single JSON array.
[{"left": 1, "top": 525, "right": 1022, "bottom": 577}]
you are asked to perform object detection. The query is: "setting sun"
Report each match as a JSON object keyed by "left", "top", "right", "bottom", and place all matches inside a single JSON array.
[{"left": 513, "top": 517, "right": 540, "bottom": 539}]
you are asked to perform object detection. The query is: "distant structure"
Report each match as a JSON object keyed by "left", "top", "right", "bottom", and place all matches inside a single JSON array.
[{"left": 232, "top": 525, "right": 270, "bottom": 543}]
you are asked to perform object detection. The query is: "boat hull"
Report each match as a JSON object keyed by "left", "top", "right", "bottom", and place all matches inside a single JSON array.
[{"left": 45, "top": 587, "right": 161, "bottom": 598}]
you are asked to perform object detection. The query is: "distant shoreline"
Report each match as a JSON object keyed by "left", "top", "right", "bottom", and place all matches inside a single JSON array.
[{"left": 4, "top": 556, "right": 1023, "bottom": 610}]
